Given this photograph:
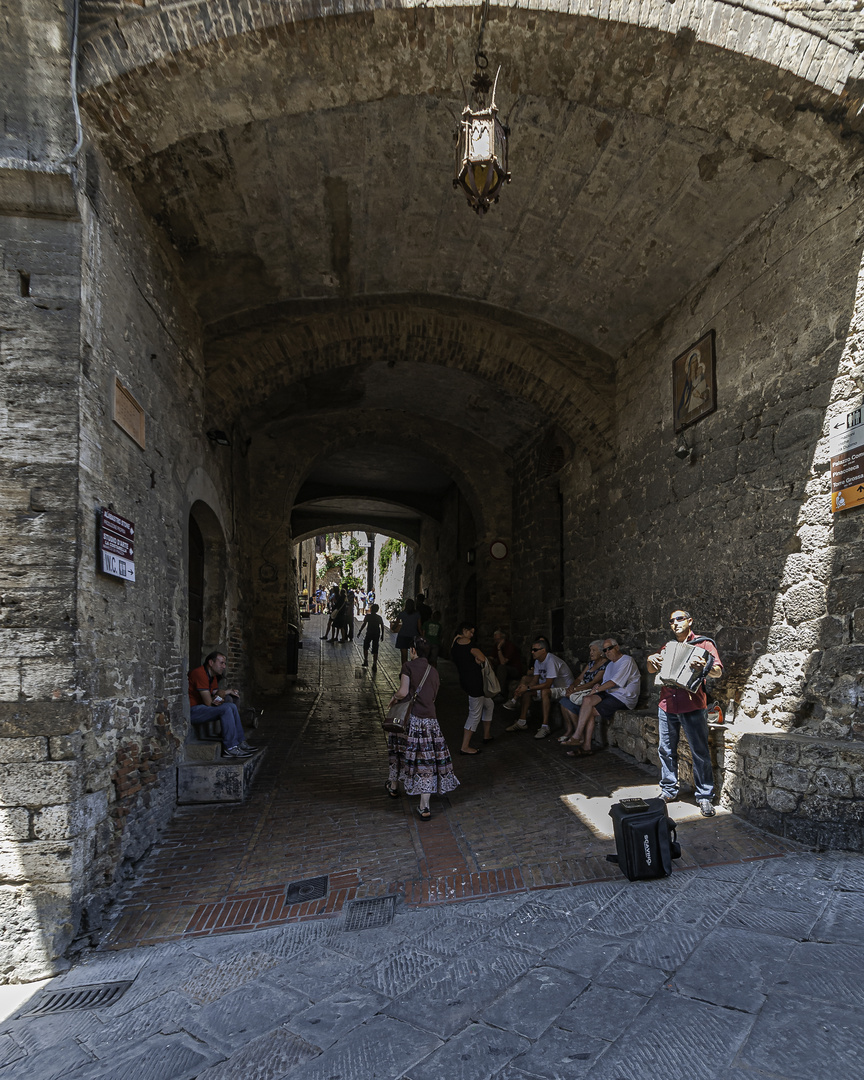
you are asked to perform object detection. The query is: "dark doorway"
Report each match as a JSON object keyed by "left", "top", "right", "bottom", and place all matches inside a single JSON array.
[
  {"left": 463, "top": 573, "right": 477, "bottom": 628},
  {"left": 188, "top": 515, "right": 205, "bottom": 666}
]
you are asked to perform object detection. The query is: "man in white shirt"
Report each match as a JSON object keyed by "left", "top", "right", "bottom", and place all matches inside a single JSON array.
[
  {"left": 563, "top": 638, "right": 640, "bottom": 756},
  {"left": 504, "top": 638, "right": 574, "bottom": 739}
]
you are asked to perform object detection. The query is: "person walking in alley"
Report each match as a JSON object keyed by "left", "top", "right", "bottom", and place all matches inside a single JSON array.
[{"left": 385, "top": 637, "right": 459, "bottom": 819}]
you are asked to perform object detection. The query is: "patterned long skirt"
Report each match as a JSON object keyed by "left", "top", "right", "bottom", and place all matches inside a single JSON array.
[{"left": 388, "top": 713, "right": 460, "bottom": 795}]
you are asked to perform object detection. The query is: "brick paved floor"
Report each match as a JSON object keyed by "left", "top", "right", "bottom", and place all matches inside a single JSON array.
[{"left": 102, "top": 618, "right": 799, "bottom": 949}]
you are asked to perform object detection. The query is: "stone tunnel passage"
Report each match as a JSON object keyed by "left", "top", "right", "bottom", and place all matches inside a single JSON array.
[{"left": 103, "top": 620, "right": 796, "bottom": 950}]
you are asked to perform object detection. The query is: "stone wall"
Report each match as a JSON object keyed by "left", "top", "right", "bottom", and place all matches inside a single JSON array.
[{"left": 605, "top": 709, "right": 864, "bottom": 850}]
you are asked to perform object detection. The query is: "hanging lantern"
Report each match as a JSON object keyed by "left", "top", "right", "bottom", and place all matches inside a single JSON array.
[{"left": 453, "top": 59, "right": 510, "bottom": 215}]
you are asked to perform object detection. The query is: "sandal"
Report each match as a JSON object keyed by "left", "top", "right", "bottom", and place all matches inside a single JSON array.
[
  {"left": 415, "top": 806, "right": 431, "bottom": 821},
  {"left": 385, "top": 781, "right": 399, "bottom": 799},
  {"left": 566, "top": 747, "right": 593, "bottom": 757}
]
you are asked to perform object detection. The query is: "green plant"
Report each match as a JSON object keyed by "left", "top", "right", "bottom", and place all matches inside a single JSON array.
[{"left": 378, "top": 537, "right": 406, "bottom": 577}]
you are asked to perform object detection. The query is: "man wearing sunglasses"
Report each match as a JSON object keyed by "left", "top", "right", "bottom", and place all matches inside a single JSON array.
[
  {"left": 504, "top": 638, "right": 573, "bottom": 738},
  {"left": 647, "top": 610, "right": 723, "bottom": 817}
]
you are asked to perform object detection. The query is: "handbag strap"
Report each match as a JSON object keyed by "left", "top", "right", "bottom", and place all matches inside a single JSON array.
[{"left": 410, "top": 662, "right": 431, "bottom": 703}]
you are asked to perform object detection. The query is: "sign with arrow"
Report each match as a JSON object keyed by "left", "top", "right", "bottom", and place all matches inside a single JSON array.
[{"left": 830, "top": 404, "right": 864, "bottom": 513}]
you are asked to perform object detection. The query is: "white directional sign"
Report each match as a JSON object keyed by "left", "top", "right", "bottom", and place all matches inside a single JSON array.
[
  {"left": 99, "top": 509, "right": 136, "bottom": 581},
  {"left": 830, "top": 404, "right": 864, "bottom": 513}
]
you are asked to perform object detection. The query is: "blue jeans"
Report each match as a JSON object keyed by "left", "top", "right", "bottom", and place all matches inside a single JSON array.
[
  {"left": 658, "top": 707, "right": 714, "bottom": 800},
  {"left": 190, "top": 702, "right": 245, "bottom": 750}
]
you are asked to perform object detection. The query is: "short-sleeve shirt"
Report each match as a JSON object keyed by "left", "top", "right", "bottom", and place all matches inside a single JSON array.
[
  {"left": 533, "top": 652, "right": 573, "bottom": 689},
  {"left": 604, "top": 654, "right": 641, "bottom": 708},
  {"left": 496, "top": 640, "right": 524, "bottom": 675},
  {"left": 401, "top": 658, "right": 439, "bottom": 718},
  {"left": 658, "top": 632, "right": 722, "bottom": 713},
  {"left": 424, "top": 620, "right": 442, "bottom": 645},
  {"left": 188, "top": 665, "right": 217, "bottom": 708}
]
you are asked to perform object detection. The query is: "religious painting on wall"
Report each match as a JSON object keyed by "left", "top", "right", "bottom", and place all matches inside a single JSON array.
[{"left": 673, "top": 330, "right": 716, "bottom": 432}]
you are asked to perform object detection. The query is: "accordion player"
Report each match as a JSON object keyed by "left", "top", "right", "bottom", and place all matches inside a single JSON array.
[{"left": 654, "top": 640, "right": 714, "bottom": 693}]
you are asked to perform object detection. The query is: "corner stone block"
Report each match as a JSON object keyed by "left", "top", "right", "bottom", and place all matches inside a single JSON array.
[
  {"left": 32, "top": 792, "right": 107, "bottom": 840},
  {"left": 0, "top": 762, "right": 81, "bottom": 807},
  {"left": 0, "top": 883, "right": 74, "bottom": 982},
  {"left": 0, "top": 807, "right": 30, "bottom": 841},
  {"left": 0, "top": 839, "right": 83, "bottom": 885},
  {"left": 0, "top": 737, "right": 49, "bottom": 762}
]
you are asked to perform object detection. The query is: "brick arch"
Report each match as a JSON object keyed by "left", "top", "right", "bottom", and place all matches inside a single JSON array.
[
  {"left": 258, "top": 411, "right": 514, "bottom": 542},
  {"left": 208, "top": 297, "right": 614, "bottom": 465},
  {"left": 80, "top": 1, "right": 862, "bottom": 179}
]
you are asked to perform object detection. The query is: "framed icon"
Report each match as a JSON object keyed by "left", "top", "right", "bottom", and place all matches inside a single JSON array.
[{"left": 673, "top": 330, "right": 716, "bottom": 433}]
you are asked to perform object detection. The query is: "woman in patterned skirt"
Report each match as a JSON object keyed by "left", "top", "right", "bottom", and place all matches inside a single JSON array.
[{"left": 385, "top": 636, "right": 459, "bottom": 820}]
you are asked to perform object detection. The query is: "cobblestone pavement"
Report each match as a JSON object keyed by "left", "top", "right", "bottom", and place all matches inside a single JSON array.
[
  {"left": 4, "top": 619, "right": 864, "bottom": 1077},
  {"left": 4, "top": 850, "right": 864, "bottom": 1078},
  {"left": 102, "top": 618, "right": 797, "bottom": 950},
  {"left": 99, "top": 622, "right": 794, "bottom": 950}
]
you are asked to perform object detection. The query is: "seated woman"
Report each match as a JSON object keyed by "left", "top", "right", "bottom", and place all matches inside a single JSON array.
[{"left": 558, "top": 640, "right": 608, "bottom": 743}]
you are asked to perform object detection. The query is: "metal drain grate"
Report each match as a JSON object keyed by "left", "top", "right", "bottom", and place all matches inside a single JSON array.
[
  {"left": 23, "top": 980, "right": 133, "bottom": 1017},
  {"left": 343, "top": 895, "right": 396, "bottom": 932},
  {"left": 285, "top": 875, "right": 329, "bottom": 905}
]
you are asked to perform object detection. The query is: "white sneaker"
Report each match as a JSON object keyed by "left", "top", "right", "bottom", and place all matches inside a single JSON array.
[
  {"left": 502, "top": 698, "right": 518, "bottom": 711},
  {"left": 506, "top": 720, "right": 527, "bottom": 732},
  {"left": 534, "top": 726, "right": 550, "bottom": 739}
]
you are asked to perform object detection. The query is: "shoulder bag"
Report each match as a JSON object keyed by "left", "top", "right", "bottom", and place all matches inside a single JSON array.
[
  {"left": 482, "top": 660, "right": 501, "bottom": 698},
  {"left": 382, "top": 663, "right": 432, "bottom": 735}
]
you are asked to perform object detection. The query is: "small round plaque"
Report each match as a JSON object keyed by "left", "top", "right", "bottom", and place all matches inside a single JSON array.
[{"left": 490, "top": 541, "right": 508, "bottom": 560}]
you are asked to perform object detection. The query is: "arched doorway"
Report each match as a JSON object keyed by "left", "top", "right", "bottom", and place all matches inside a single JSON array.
[{"left": 187, "top": 501, "right": 228, "bottom": 666}]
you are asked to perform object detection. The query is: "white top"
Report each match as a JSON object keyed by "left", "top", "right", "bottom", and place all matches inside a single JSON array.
[
  {"left": 604, "top": 654, "right": 641, "bottom": 708},
  {"left": 533, "top": 652, "right": 574, "bottom": 689}
]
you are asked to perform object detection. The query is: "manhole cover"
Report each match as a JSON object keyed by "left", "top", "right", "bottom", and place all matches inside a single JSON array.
[
  {"left": 285, "top": 875, "right": 329, "bottom": 904},
  {"left": 23, "top": 980, "right": 133, "bottom": 1017},
  {"left": 343, "top": 896, "right": 396, "bottom": 932}
]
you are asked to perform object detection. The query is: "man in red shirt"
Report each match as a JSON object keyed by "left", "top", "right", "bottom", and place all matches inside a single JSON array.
[
  {"left": 647, "top": 610, "right": 723, "bottom": 817},
  {"left": 488, "top": 630, "right": 524, "bottom": 698},
  {"left": 188, "top": 652, "right": 257, "bottom": 759}
]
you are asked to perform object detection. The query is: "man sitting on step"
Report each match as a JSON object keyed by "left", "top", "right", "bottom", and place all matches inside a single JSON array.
[
  {"left": 504, "top": 637, "right": 573, "bottom": 739},
  {"left": 188, "top": 651, "right": 259, "bottom": 759}
]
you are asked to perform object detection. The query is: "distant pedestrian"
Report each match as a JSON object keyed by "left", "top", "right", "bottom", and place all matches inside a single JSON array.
[
  {"left": 424, "top": 609, "right": 442, "bottom": 668},
  {"left": 358, "top": 604, "right": 385, "bottom": 669},
  {"left": 394, "top": 598, "right": 423, "bottom": 665},
  {"left": 451, "top": 621, "right": 493, "bottom": 753},
  {"left": 386, "top": 637, "right": 459, "bottom": 820}
]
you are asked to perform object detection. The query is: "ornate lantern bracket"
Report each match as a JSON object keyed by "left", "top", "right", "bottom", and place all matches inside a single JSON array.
[{"left": 453, "top": 53, "right": 511, "bottom": 214}]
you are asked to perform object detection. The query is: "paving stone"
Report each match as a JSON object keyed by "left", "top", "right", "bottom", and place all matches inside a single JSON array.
[
  {"left": 555, "top": 984, "right": 649, "bottom": 1043},
  {"left": 176, "top": 951, "right": 282, "bottom": 1004},
  {"left": 591, "top": 958, "right": 669, "bottom": 997},
  {"left": 787, "top": 938, "right": 864, "bottom": 977},
  {"left": 259, "top": 921, "right": 338, "bottom": 961},
  {"left": 736, "top": 993, "right": 864, "bottom": 1077},
  {"left": 329, "top": 923, "right": 410, "bottom": 961},
  {"left": 413, "top": 914, "right": 490, "bottom": 956},
  {"left": 193, "top": 1026, "right": 320, "bottom": 1080},
  {"left": 104, "top": 951, "right": 213, "bottom": 1015},
  {"left": 81, "top": 991, "right": 201, "bottom": 1055},
  {"left": 510, "top": 1025, "right": 609, "bottom": 1078},
  {"left": 541, "top": 933, "right": 623, "bottom": 978},
  {"left": 406, "top": 1021, "right": 530, "bottom": 1080},
  {"left": 479, "top": 966, "right": 587, "bottom": 1040},
  {"left": 260, "top": 945, "right": 365, "bottom": 1001},
  {"left": 0, "top": 1033, "right": 25, "bottom": 1069},
  {"left": 358, "top": 944, "right": 445, "bottom": 996},
  {"left": 776, "top": 958, "right": 864, "bottom": 1010},
  {"left": 0, "top": 1008, "right": 106, "bottom": 1053},
  {"left": 284, "top": 1013, "right": 441, "bottom": 1080},
  {"left": 286, "top": 984, "right": 390, "bottom": 1049},
  {"left": 810, "top": 889, "right": 864, "bottom": 945},
  {"left": 583, "top": 990, "right": 753, "bottom": 1079},
  {"left": 620, "top": 922, "right": 704, "bottom": 971},
  {"left": 719, "top": 900, "right": 821, "bottom": 939},
  {"left": 67, "top": 1032, "right": 224, "bottom": 1080},
  {"left": 192, "top": 980, "right": 310, "bottom": 1053},
  {"left": 0, "top": 1038, "right": 95, "bottom": 1080},
  {"left": 387, "top": 941, "right": 534, "bottom": 1037},
  {"left": 494, "top": 901, "right": 584, "bottom": 953},
  {"left": 669, "top": 927, "right": 794, "bottom": 1013},
  {"left": 582, "top": 889, "right": 675, "bottom": 937}
]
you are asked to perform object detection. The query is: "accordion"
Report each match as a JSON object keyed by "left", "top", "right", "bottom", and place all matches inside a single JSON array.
[{"left": 655, "top": 641, "right": 712, "bottom": 693}]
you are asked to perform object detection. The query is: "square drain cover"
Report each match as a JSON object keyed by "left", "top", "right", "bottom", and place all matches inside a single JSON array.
[
  {"left": 23, "top": 980, "right": 133, "bottom": 1017},
  {"left": 343, "top": 895, "right": 396, "bottom": 932},
  {"left": 285, "top": 875, "right": 328, "bottom": 905}
]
